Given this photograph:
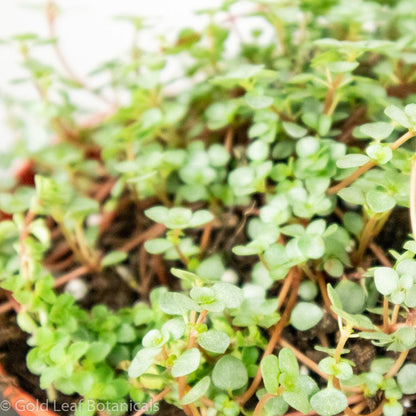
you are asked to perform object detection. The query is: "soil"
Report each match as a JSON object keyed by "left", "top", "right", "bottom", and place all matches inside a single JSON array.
[{"left": 0, "top": 194, "right": 416, "bottom": 415}]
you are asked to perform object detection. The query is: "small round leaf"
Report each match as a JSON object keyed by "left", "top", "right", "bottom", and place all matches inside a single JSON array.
[{"left": 212, "top": 355, "right": 248, "bottom": 391}]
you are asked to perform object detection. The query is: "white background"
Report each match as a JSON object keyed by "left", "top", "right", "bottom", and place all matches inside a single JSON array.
[{"left": 0, "top": 0, "right": 221, "bottom": 151}]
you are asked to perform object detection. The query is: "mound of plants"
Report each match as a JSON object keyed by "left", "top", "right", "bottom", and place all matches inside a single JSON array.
[{"left": 2, "top": 1, "right": 416, "bottom": 416}]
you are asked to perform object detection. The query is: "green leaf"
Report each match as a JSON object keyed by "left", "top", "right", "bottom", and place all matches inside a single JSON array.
[
  {"left": 370, "top": 358, "right": 395, "bottom": 374},
  {"left": 298, "top": 235, "right": 325, "bottom": 259},
  {"left": 145, "top": 206, "right": 169, "bottom": 224},
  {"left": 282, "top": 391, "right": 311, "bottom": 414},
  {"left": 17, "top": 312, "right": 38, "bottom": 333},
  {"left": 162, "top": 317, "right": 186, "bottom": 340},
  {"left": 374, "top": 267, "right": 399, "bottom": 296},
  {"left": 318, "top": 115, "right": 332, "bottom": 136},
  {"left": 310, "top": 388, "right": 348, "bottom": 416},
  {"left": 166, "top": 207, "right": 193, "bottom": 229},
  {"left": 391, "top": 327, "right": 416, "bottom": 350},
  {"left": 264, "top": 395, "right": 289, "bottom": 416},
  {"left": 86, "top": 342, "right": 112, "bottom": 363},
  {"left": 117, "top": 323, "right": 136, "bottom": 343},
  {"left": 366, "top": 144, "right": 393, "bottom": 164},
  {"left": 385, "top": 105, "right": 412, "bottom": 128},
  {"left": 128, "top": 347, "right": 161, "bottom": 378},
  {"left": 245, "top": 94, "right": 274, "bottom": 109},
  {"left": 296, "top": 137, "right": 320, "bottom": 158},
  {"left": 318, "top": 357, "right": 352, "bottom": 380},
  {"left": 189, "top": 210, "right": 214, "bottom": 227},
  {"left": 261, "top": 355, "right": 280, "bottom": 394},
  {"left": 326, "top": 284, "right": 343, "bottom": 309},
  {"left": 290, "top": 302, "right": 323, "bottom": 331},
  {"left": 336, "top": 154, "right": 369, "bottom": 169},
  {"left": 343, "top": 212, "right": 363, "bottom": 236},
  {"left": 397, "top": 363, "right": 416, "bottom": 394},
  {"left": 324, "top": 258, "right": 344, "bottom": 277},
  {"left": 197, "top": 330, "right": 230, "bottom": 354},
  {"left": 181, "top": 376, "right": 211, "bottom": 405},
  {"left": 68, "top": 341, "right": 89, "bottom": 361},
  {"left": 68, "top": 197, "right": 99, "bottom": 221},
  {"left": 212, "top": 282, "right": 243, "bottom": 309},
  {"left": 171, "top": 348, "right": 201, "bottom": 377},
  {"left": 101, "top": 251, "right": 127, "bottom": 267},
  {"left": 359, "top": 122, "right": 394, "bottom": 141},
  {"left": 65, "top": 372, "right": 92, "bottom": 396},
  {"left": 366, "top": 190, "right": 395, "bottom": 213},
  {"left": 208, "top": 144, "right": 230, "bottom": 167},
  {"left": 338, "top": 187, "right": 364, "bottom": 205},
  {"left": 298, "top": 281, "right": 318, "bottom": 301},
  {"left": 335, "top": 280, "right": 366, "bottom": 314},
  {"left": 190, "top": 287, "right": 222, "bottom": 310},
  {"left": 171, "top": 268, "right": 201, "bottom": 283},
  {"left": 405, "top": 103, "right": 416, "bottom": 124},
  {"left": 279, "top": 348, "right": 298, "bottom": 377},
  {"left": 212, "top": 355, "right": 248, "bottom": 391},
  {"left": 142, "top": 329, "right": 168, "bottom": 348},
  {"left": 248, "top": 140, "right": 269, "bottom": 161},
  {"left": 159, "top": 292, "right": 200, "bottom": 315},
  {"left": 327, "top": 61, "right": 359, "bottom": 73},
  {"left": 144, "top": 238, "right": 173, "bottom": 254},
  {"left": 383, "top": 402, "right": 403, "bottom": 416},
  {"left": 282, "top": 122, "right": 307, "bottom": 138}
]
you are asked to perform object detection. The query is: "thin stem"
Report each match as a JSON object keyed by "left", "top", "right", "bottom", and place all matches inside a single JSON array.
[
  {"left": 334, "top": 325, "right": 351, "bottom": 363},
  {"left": 327, "top": 130, "right": 416, "bottom": 194},
  {"left": 390, "top": 304, "right": 400, "bottom": 326},
  {"left": 199, "top": 221, "right": 213, "bottom": 255},
  {"left": 58, "top": 222, "right": 88, "bottom": 267},
  {"left": 258, "top": 253, "right": 271, "bottom": 271},
  {"left": 53, "top": 265, "right": 90, "bottom": 287},
  {"left": 133, "top": 387, "right": 171, "bottom": 416},
  {"left": 385, "top": 350, "right": 409, "bottom": 378},
  {"left": 355, "top": 216, "right": 377, "bottom": 264},
  {"left": 323, "top": 73, "right": 343, "bottom": 115},
  {"left": 177, "top": 376, "right": 192, "bottom": 416},
  {"left": 369, "top": 243, "right": 392, "bottom": 267},
  {"left": 224, "top": 127, "right": 234, "bottom": 153},
  {"left": 382, "top": 297, "right": 390, "bottom": 332},
  {"left": 277, "top": 269, "right": 294, "bottom": 311},
  {"left": 120, "top": 223, "right": 165, "bottom": 252},
  {"left": 45, "top": 0, "right": 114, "bottom": 107},
  {"left": 175, "top": 245, "right": 190, "bottom": 267},
  {"left": 410, "top": 158, "right": 416, "bottom": 241},
  {"left": 253, "top": 393, "right": 274, "bottom": 416},
  {"left": 237, "top": 267, "right": 301, "bottom": 406},
  {"left": 317, "top": 271, "right": 338, "bottom": 320},
  {"left": 196, "top": 310, "right": 208, "bottom": 325},
  {"left": 75, "top": 222, "right": 98, "bottom": 267}
]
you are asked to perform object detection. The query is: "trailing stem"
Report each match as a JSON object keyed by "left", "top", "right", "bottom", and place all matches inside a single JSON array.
[
  {"left": 252, "top": 393, "right": 274, "bottom": 416},
  {"left": 385, "top": 349, "right": 409, "bottom": 378},
  {"left": 237, "top": 267, "right": 301, "bottom": 406},
  {"left": 323, "top": 72, "right": 344, "bottom": 116},
  {"left": 327, "top": 130, "right": 416, "bottom": 194}
]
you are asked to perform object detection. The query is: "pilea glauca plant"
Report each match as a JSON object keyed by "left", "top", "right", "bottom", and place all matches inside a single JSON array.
[{"left": 2, "top": 1, "right": 416, "bottom": 416}]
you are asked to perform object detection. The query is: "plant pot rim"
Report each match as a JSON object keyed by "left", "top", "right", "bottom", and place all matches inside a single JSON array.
[{"left": 0, "top": 363, "right": 60, "bottom": 416}]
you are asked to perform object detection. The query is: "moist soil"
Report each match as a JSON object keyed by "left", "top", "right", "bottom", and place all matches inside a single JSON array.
[{"left": 1, "top": 198, "right": 416, "bottom": 415}]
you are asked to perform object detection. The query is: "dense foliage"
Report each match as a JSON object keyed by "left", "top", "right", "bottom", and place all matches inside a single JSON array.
[{"left": 2, "top": 1, "right": 416, "bottom": 416}]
